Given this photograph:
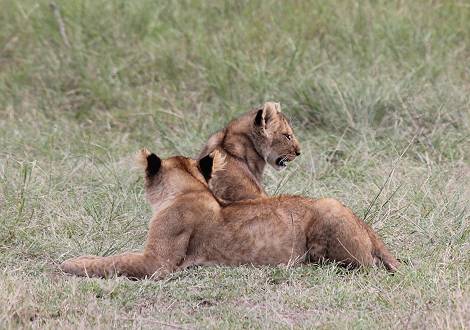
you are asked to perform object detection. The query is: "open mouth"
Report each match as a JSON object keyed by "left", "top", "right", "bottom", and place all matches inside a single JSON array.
[{"left": 275, "top": 156, "right": 290, "bottom": 167}]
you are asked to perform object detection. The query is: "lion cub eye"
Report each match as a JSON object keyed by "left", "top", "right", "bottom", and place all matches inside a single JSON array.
[{"left": 283, "top": 134, "right": 292, "bottom": 140}]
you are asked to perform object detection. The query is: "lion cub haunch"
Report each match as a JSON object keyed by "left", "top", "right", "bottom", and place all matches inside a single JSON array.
[
  {"left": 199, "top": 102, "right": 301, "bottom": 204},
  {"left": 60, "top": 150, "right": 399, "bottom": 279}
]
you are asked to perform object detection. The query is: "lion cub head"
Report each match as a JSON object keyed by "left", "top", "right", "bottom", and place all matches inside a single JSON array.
[
  {"left": 251, "top": 102, "right": 301, "bottom": 170},
  {"left": 197, "top": 102, "right": 301, "bottom": 203},
  {"left": 136, "top": 149, "right": 212, "bottom": 213},
  {"left": 200, "top": 102, "right": 301, "bottom": 172}
]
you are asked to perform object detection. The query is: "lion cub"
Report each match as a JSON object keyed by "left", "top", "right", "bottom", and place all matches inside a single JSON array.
[
  {"left": 199, "top": 102, "right": 301, "bottom": 204},
  {"left": 60, "top": 150, "right": 399, "bottom": 279}
]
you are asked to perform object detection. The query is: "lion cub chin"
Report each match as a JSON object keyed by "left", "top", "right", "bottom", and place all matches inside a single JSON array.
[
  {"left": 198, "top": 102, "right": 301, "bottom": 204},
  {"left": 60, "top": 150, "right": 399, "bottom": 280}
]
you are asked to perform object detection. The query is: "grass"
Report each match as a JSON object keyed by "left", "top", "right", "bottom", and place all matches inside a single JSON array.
[{"left": 0, "top": 0, "right": 469, "bottom": 328}]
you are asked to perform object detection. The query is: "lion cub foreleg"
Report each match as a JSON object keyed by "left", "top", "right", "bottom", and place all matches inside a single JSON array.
[{"left": 61, "top": 214, "right": 194, "bottom": 279}]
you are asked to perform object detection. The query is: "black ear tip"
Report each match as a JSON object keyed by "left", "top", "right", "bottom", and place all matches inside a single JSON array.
[
  {"left": 146, "top": 153, "right": 161, "bottom": 176},
  {"left": 254, "top": 109, "right": 264, "bottom": 126},
  {"left": 198, "top": 154, "right": 213, "bottom": 181},
  {"left": 147, "top": 153, "right": 159, "bottom": 163}
]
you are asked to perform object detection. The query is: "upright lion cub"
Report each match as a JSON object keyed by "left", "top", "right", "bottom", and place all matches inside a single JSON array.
[{"left": 199, "top": 102, "right": 301, "bottom": 203}]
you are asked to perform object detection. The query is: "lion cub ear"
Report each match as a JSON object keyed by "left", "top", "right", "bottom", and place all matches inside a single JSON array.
[
  {"left": 146, "top": 153, "right": 161, "bottom": 176},
  {"left": 254, "top": 101, "right": 282, "bottom": 128},
  {"left": 136, "top": 148, "right": 161, "bottom": 177},
  {"left": 198, "top": 149, "right": 226, "bottom": 182},
  {"left": 198, "top": 154, "right": 214, "bottom": 182}
]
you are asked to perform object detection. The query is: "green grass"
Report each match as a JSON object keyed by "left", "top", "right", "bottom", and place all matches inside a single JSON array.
[{"left": 1, "top": 0, "right": 469, "bottom": 328}]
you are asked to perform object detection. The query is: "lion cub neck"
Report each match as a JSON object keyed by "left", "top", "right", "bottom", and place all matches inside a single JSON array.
[
  {"left": 218, "top": 109, "right": 266, "bottom": 181},
  {"left": 208, "top": 147, "right": 267, "bottom": 204}
]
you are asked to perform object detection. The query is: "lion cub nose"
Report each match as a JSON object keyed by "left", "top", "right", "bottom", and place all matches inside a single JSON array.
[{"left": 296, "top": 151, "right": 301, "bottom": 156}]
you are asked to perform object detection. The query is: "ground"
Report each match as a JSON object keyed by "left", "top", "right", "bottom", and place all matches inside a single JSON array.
[{"left": 0, "top": 1, "right": 469, "bottom": 328}]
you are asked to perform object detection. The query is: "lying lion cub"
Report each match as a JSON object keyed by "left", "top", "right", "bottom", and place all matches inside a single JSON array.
[
  {"left": 60, "top": 149, "right": 399, "bottom": 279},
  {"left": 199, "top": 102, "right": 301, "bottom": 204}
]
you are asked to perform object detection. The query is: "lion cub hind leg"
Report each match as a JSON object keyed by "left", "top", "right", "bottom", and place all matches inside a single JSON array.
[
  {"left": 60, "top": 252, "right": 163, "bottom": 279},
  {"left": 307, "top": 223, "right": 375, "bottom": 270},
  {"left": 309, "top": 198, "right": 398, "bottom": 272}
]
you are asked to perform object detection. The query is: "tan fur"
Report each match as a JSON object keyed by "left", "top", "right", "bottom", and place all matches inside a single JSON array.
[
  {"left": 60, "top": 153, "right": 399, "bottom": 279},
  {"left": 198, "top": 102, "right": 301, "bottom": 203}
]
